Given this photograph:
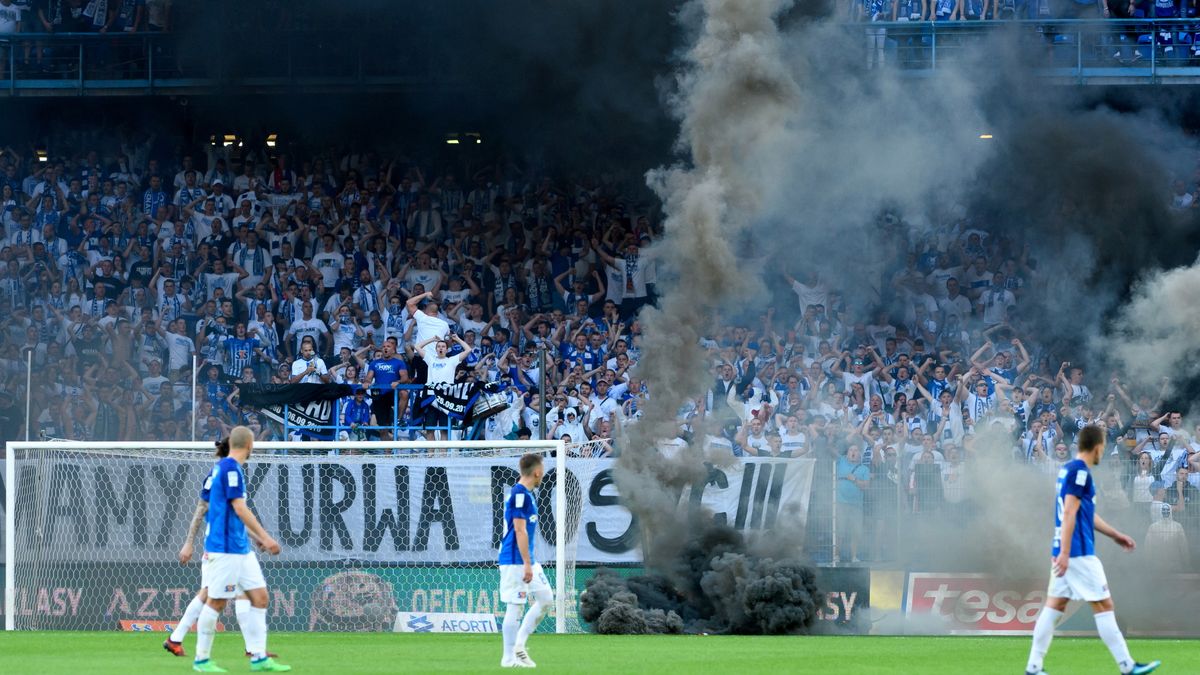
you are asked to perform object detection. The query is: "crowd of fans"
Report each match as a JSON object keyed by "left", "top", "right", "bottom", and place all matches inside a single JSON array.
[
  {"left": 0, "top": 127, "right": 1194, "bottom": 567},
  {"left": 856, "top": 0, "right": 1200, "bottom": 22}
]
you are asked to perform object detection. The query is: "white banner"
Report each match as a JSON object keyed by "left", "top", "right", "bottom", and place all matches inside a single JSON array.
[
  {"left": 394, "top": 611, "right": 499, "bottom": 633},
  {"left": 1, "top": 455, "right": 814, "bottom": 565}
]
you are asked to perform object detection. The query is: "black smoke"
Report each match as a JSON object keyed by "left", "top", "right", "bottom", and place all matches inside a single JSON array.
[{"left": 581, "top": 522, "right": 821, "bottom": 635}]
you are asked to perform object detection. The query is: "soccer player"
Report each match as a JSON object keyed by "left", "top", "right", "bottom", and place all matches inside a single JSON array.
[
  {"left": 1024, "top": 426, "right": 1160, "bottom": 675},
  {"left": 193, "top": 426, "right": 290, "bottom": 673},
  {"left": 499, "top": 453, "right": 553, "bottom": 668},
  {"left": 164, "top": 438, "right": 277, "bottom": 662}
]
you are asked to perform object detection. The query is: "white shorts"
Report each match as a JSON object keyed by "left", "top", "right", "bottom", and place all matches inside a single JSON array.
[
  {"left": 203, "top": 551, "right": 266, "bottom": 599},
  {"left": 1047, "top": 555, "right": 1110, "bottom": 602},
  {"left": 499, "top": 563, "right": 552, "bottom": 605}
]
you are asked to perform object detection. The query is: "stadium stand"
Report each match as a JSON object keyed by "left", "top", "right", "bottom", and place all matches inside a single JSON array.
[{"left": 0, "top": 4, "right": 1197, "bottom": 573}]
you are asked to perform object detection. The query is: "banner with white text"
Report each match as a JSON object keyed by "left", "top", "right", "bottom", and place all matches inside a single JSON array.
[{"left": 1, "top": 455, "right": 815, "bottom": 565}]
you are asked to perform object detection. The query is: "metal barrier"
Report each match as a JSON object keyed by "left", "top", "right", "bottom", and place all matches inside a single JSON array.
[
  {"left": 280, "top": 384, "right": 461, "bottom": 445},
  {"left": 0, "top": 30, "right": 447, "bottom": 96},
  {"left": 4, "top": 20, "right": 1200, "bottom": 95},
  {"left": 814, "top": 442, "right": 1200, "bottom": 569},
  {"left": 851, "top": 18, "right": 1200, "bottom": 84}
]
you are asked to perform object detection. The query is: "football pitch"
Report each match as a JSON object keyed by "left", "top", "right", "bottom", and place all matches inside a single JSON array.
[{"left": 0, "top": 632, "right": 1194, "bottom": 674}]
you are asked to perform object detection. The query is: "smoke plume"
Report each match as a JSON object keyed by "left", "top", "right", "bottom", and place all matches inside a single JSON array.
[
  {"left": 1103, "top": 258, "right": 1200, "bottom": 392},
  {"left": 600, "top": 0, "right": 1200, "bottom": 636},
  {"left": 580, "top": 0, "right": 827, "bottom": 636}
]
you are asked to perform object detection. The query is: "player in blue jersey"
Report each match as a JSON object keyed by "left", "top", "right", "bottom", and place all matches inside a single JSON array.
[
  {"left": 1025, "top": 426, "right": 1159, "bottom": 675},
  {"left": 193, "top": 426, "right": 290, "bottom": 673},
  {"left": 499, "top": 453, "right": 552, "bottom": 668},
  {"left": 164, "top": 437, "right": 279, "bottom": 662}
]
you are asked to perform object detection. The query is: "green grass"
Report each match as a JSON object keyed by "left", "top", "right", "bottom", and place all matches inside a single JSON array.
[{"left": 0, "top": 632, "right": 1194, "bottom": 674}]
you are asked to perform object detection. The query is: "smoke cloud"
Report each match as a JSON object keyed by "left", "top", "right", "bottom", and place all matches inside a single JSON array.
[
  {"left": 1103, "top": 258, "right": 1200, "bottom": 393},
  {"left": 604, "top": 0, "right": 1200, "bottom": 637},
  {"left": 581, "top": 525, "right": 821, "bottom": 635}
]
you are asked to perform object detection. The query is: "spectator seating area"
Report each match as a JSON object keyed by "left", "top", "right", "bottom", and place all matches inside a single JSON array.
[{"left": 0, "top": 123, "right": 1196, "bottom": 565}]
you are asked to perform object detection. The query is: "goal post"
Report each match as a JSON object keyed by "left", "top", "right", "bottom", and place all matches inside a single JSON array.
[{"left": 3, "top": 439, "right": 573, "bottom": 633}]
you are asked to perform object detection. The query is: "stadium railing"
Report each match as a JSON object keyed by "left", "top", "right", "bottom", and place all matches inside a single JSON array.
[
  {"left": 847, "top": 18, "right": 1200, "bottom": 84},
  {"left": 279, "top": 384, "right": 473, "bottom": 443},
  {"left": 0, "top": 30, "right": 447, "bottom": 95}
]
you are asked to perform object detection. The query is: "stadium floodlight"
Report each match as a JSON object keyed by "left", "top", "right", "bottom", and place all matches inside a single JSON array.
[
  {"left": 979, "top": 134, "right": 994, "bottom": 140},
  {"left": 266, "top": 134, "right": 278, "bottom": 148},
  {"left": 4, "top": 439, "right": 590, "bottom": 635},
  {"left": 446, "top": 132, "right": 482, "bottom": 146},
  {"left": 35, "top": 149, "right": 48, "bottom": 163}
]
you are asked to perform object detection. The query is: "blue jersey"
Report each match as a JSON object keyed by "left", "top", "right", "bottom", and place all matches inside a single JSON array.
[
  {"left": 498, "top": 483, "right": 537, "bottom": 565},
  {"left": 203, "top": 457, "right": 251, "bottom": 554},
  {"left": 343, "top": 397, "right": 371, "bottom": 426},
  {"left": 368, "top": 357, "right": 407, "bottom": 390},
  {"left": 1053, "top": 458, "right": 1096, "bottom": 559},
  {"left": 222, "top": 336, "right": 259, "bottom": 377}
]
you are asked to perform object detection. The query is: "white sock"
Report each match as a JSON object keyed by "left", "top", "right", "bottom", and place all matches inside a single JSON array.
[
  {"left": 1025, "top": 607, "right": 1062, "bottom": 673},
  {"left": 1095, "top": 611, "right": 1135, "bottom": 674},
  {"left": 244, "top": 606, "right": 269, "bottom": 660},
  {"left": 515, "top": 599, "right": 548, "bottom": 649},
  {"left": 169, "top": 594, "right": 205, "bottom": 643},
  {"left": 502, "top": 603, "right": 522, "bottom": 660},
  {"left": 235, "top": 598, "right": 252, "bottom": 653},
  {"left": 195, "top": 605, "right": 220, "bottom": 662}
]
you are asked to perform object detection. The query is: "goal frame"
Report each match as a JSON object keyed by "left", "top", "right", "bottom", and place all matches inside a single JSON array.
[{"left": 4, "top": 439, "right": 567, "bottom": 632}]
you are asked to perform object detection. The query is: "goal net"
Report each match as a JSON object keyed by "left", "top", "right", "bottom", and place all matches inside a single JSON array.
[{"left": 2, "top": 440, "right": 588, "bottom": 635}]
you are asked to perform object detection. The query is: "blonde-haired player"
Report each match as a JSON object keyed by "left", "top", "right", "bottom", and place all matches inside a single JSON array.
[{"left": 499, "top": 453, "right": 553, "bottom": 668}]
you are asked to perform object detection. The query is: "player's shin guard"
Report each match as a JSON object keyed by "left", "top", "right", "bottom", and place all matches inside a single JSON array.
[
  {"left": 1094, "top": 611, "right": 1135, "bottom": 674},
  {"left": 170, "top": 593, "right": 205, "bottom": 644},
  {"left": 235, "top": 598, "right": 253, "bottom": 652},
  {"left": 1025, "top": 607, "right": 1062, "bottom": 673},
  {"left": 195, "top": 605, "right": 220, "bottom": 661},
  {"left": 516, "top": 590, "right": 553, "bottom": 647},
  {"left": 244, "top": 606, "right": 269, "bottom": 660},
  {"left": 503, "top": 603, "right": 523, "bottom": 660}
]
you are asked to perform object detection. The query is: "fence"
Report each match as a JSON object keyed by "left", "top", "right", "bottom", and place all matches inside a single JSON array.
[
  {"left": 279, "top": 384, "right": 472, "bottom": 443},
  {"left": 0, "top": 30, "right": 448, "bottom": 95},
  {"left": 813, "top": 442, "right": 1200, "bottom": 571},
  {"left": 851, "top": 18, "right": 1200, "bottom": 84}
]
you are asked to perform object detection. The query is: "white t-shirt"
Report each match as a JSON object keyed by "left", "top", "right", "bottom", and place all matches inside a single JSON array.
[
  {"left": 291, "top": 356, "right": 328, "bottom": 384},
  {"left": 603, "top": 264, "right": 624, "bottom": 304},
  {"left": 980, "top": 288, "right": 1015, "bottom": 326},
  {"left": 842, "top": 371, "right": 876, "bottom": 395},
  {"left": 287, "top": 317, "right": 328, "bottom": 353},
  {"left": 311, "top": 251, "right": 344, "bottom": 288},
  {"left": 331, "top": 318, "right": 360, "bottom": 352},
  {"left": 414, "top": 310, "right": 450, "bottom": 359},
  {"left": 165, "top": 331, "right": 194, "bottom": 370},
  {"left": 742, "top": 431, "right": 770, "bottom": 456},
  {"left": 142, "top": 375, "right": 169, "bottom": 396},
  {"left": 610, "top": 259, "right": 648, "bottom": 300},
  {"left": 938, "top": 294, "right": 972, "bottom": 321},
  {"left": 404, "top": 268, "right": 442, "bottom": 291},
  {"left": 790, "top": 280, "right": 828, "bottom": 311},
  {"left": 780, "top": 430, "right": 807, "bottom": 455},
  {"left": 202, "top": 272, "right": 239, "bottom": 301},
  {"left": 426, "top": 353, "right": 465, "bottom": 385},
  {"left": 0, "top": 4, "right": 21, "bottom": 33}
]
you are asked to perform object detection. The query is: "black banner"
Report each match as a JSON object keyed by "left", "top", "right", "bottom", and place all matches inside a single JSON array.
[
  {"left": 238, "top": 383, "right": 352, "bottom": 438},
  {"left": 414, "top": 382, "right": 500, "bottom": 427}
]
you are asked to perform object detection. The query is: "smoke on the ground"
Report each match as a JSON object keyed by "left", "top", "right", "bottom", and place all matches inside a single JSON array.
[{"left": 581, "top": 523, "right": 821, "bottom": 635}]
